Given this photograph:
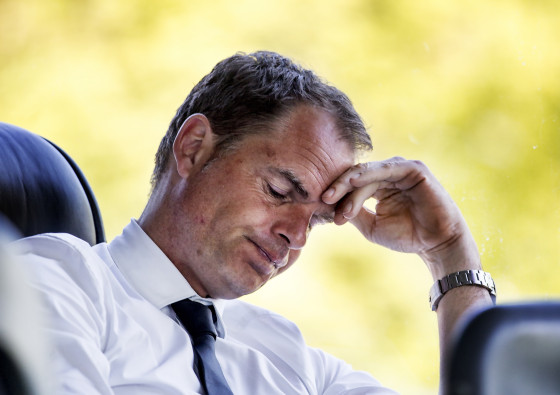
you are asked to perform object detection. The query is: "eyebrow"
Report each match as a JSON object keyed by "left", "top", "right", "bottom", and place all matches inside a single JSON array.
[
  {"left": 272, "top": 167, "right": 309, "bottom": 200},
  {"left": 269, "top": 167, "right": 336, "bottom": 225},
  {"left": 312, "top": 212, "right": 335, "bottom": 225}
]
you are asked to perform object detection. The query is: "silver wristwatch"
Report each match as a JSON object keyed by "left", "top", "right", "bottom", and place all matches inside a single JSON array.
[{"left": 429, "top": 269, "right": 496, "bottom": 311}]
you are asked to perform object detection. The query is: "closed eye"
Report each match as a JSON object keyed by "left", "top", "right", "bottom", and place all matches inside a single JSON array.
[{"left": 267, "top": 183, "right": 289, "bottom": 201}]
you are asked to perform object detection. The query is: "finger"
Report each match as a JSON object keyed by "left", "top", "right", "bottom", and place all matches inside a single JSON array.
[
  {"left": 322, "top": 158, "right": 415, "bottom": 204},
  {"left": 373, "top": 188, "right": 400, "bottom": 201},
  {"left": 322, "top": 164, "right": 364, "bottom": 204},
  {"left": 337, "top": 181, "right": 380, "bottom": 221},
  {"left": 352, "top": 160, "right": 431, "bottom": 192},
  {"left": 322, "top": 162, "right": 388, "bottom": 205},
  {"left": 348, "top": 206, "right": 377, "bottom": 240}
]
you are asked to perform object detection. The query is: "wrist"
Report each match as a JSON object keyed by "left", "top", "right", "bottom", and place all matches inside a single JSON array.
[
  {"left": 429, "top": 269, "right": 496, "bottom": 311},
  {"left": 419, "top": 233, "right": 481, "bottom": 281}
]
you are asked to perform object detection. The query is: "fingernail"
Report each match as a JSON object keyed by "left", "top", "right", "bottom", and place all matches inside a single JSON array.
[
  {"left": 323, "top": 188, "right": 334, "bottom": 199},
  {"left": 342, "top": 201, "right": 353, "bottom": 218}
]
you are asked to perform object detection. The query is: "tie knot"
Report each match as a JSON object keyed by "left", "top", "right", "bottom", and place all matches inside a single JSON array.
[{"left": 172, "top": 299, "right": 217, "bottom": 340}]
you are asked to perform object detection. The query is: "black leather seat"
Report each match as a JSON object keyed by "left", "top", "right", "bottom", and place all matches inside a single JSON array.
[
  {"left": 0, "top": 122, "right": 105, "bottom": 245},
  {"left": 0, "top": 122, "right": 106, "bottom": 394},
  {"left": 447, "top": 302, "right": 560, "bottom": 395}
]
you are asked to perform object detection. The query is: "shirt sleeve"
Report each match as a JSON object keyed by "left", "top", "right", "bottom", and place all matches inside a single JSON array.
[
  {"left": 16, "top": 234, "right": 116, "bottom": 394},
  {"left": 307, "top": 346, "right": 400, "bottom": 395},
  {"left": 224, "top": 300, "right": 399, "bottom": 394}
]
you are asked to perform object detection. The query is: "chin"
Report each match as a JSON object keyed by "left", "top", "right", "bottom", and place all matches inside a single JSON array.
[{"left": 220, "top": 278, "right": 267, "bottom": 300}]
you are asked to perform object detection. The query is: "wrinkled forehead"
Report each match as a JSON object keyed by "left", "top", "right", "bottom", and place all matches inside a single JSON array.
[{"left": 266, "top": 107, "right": 355, "bottom": 194}]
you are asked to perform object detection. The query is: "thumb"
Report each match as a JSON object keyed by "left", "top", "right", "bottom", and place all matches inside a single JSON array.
[{"left": 349, "top": 206, "right": 377, "bottom": 240}]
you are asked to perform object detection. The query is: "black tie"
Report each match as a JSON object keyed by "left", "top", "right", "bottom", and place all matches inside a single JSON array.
[{"left": 172, "top": 299, "right": 234, "bottom": 395}]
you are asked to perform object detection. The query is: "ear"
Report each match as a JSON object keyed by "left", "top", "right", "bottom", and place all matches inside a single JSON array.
[{"left": 173, "top": 114, "right": 216, "bottom": 179}]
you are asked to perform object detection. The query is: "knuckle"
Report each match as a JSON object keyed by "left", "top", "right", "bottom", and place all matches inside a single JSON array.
[
  {"left": 411, "top": 159, "right": 426, "bottom": 169},
  {"left": 355, "top": 162, "right": 369, "bottom": 171},
  {"left": 380, "top": 161, "right": 395, "bottom": 169}
]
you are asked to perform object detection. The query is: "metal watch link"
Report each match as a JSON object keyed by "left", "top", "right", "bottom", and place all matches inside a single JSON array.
[{"left": 429, "top": 269, "right": 496, "bottom": 311}]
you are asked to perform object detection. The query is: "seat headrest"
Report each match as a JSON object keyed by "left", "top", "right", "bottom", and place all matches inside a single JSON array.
[
  {"left": 0, "top": 122, "right": 105, "bottom": 245},
  {"left": 447, "top": 302, "right": 560, "bottom": 395}
]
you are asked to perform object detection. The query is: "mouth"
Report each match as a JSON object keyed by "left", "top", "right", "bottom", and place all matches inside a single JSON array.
[{"left": 245, "top": 237, "right": 287, "bottom": 275}]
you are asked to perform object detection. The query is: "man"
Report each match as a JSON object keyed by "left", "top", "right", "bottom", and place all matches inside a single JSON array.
[{"left": 16, "top": 51, "right": 494, "bottom": 394}]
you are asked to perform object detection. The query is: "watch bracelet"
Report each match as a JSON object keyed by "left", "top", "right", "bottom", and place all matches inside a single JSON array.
[{"left": 429, "top": 269, "right": 496, "bottom": 311}]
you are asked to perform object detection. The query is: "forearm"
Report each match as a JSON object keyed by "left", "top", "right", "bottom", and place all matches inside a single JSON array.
[
  {"left": 321, "top": 158, "right": 496, "bottom": 393},
  {"left": 436, "top": 285, "right": 492, "bottom": 394},
  {"left": 420, "top": 231, "right": 494, "bottom": 393}
]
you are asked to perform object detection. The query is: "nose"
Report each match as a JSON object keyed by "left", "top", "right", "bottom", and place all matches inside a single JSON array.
[{"left": 272, "top": 204, "right": 312, "bottom": 250}]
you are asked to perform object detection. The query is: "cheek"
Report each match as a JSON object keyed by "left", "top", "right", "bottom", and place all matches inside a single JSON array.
[
  {"left": 226, "top": 186, "right": 274, "bottom": 221},
  {"left": 194, "top": 215, "right": 206, "bottom": 225},
  {"left": 208, "top": 197, "right": 268, "bottom": 235}
]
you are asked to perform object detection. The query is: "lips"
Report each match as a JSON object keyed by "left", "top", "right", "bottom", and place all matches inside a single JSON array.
[{"left": 245, "top": 237, "right": 288, "bottom": 274}]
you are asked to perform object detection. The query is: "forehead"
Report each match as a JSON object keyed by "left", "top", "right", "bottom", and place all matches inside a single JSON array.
[{"left": 256, "top": 106, "right": 355, "bottom": 193}]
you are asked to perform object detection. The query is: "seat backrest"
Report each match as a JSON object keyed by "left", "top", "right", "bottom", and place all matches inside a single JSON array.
[
  {"left": 447, "top": 302, "right": 560, "bottom": 395},
  {"left": 0, "top": 122, "right": 105, "bottom": 245}
]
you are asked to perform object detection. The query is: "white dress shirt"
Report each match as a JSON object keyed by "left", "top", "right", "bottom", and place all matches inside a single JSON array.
[{"left": 15, "top": 220, "right": 397, "bottom": 394}]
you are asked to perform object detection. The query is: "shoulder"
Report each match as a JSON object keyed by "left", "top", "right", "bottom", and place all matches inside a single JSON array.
[
  {"left": 13, "top": 233, "right": 111, "bottom": 293},
  {"left": 15, "top": 232, "right": 96, "bottom": 258}
]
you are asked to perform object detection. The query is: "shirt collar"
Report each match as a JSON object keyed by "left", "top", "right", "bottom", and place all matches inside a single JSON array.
[{"left": 107, "top": 220, "right": 226, "bottom": 338}]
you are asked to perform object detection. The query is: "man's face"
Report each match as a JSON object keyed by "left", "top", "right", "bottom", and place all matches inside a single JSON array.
[{"left": 172, "top": 106, "right": 355, "bottom": 299}]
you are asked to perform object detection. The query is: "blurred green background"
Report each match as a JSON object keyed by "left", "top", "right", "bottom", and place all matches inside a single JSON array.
[{"left": 1, "top": 0, "right": 559, "bottom": 393}]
